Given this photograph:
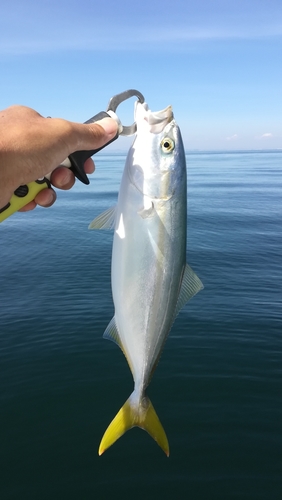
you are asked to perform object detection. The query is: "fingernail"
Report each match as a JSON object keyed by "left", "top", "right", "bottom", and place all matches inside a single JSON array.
[{"left": 95, "top": 117, "right": 118, "bottom": 137}]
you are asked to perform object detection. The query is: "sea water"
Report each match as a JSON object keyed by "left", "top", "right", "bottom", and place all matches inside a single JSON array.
[{"left": 0, "top": 151, "right": 281, "bottom": 499}]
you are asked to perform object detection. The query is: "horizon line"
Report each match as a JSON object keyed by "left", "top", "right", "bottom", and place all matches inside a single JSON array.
[{"left": 96, "top": 148, "right": 282, "bottom": 155}]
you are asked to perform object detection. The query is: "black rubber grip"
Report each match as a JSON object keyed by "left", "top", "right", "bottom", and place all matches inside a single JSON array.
[
  {"left": 14, "top": 185, "right": 29, "bottom": 197},
  {"left": 0, "top": 202, "right": 10, "bottom": 214},
  {"left": 68, "top": 111, "right": 119, "bottom": 184}
]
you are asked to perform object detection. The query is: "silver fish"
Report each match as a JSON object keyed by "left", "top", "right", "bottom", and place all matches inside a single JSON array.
[{"left": 89, "top": 101, "right": 203, "bottom": 456}]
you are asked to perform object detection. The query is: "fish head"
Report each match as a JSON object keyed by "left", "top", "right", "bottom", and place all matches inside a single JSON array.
[{"left": 128, "top": 102, "right": 186, "bottom": 201}]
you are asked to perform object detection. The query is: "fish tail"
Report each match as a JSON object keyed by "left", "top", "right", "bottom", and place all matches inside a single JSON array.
[{"left": 98, "top": 393, "right": 169, "bottom": 456}]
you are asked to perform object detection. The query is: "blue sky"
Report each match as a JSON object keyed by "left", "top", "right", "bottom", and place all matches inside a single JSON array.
[{"left": 1, "top": 0, "right": 281, "bottom": 150}]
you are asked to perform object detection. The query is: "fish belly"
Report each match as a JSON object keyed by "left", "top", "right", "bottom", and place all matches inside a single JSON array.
[{"left": 111, "top": 174, "right": 186, "bottom": 389}]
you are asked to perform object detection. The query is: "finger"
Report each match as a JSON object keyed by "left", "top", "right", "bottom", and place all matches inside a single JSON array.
[
  {"left": 51, "top": 166, "right": 75, "bottom": 190},
  {"left": 18, "top": 200, "right": 37, "bottom": 212},
  {"left": 84, "top": 157, "right": 95, "bottom": 174},
  {"left": 35, "top": 188, "right": 57, "bottom": 207},
  {"left": 51, "top": 159, "right": 94, "bottom": 190},
  {"left": 69, "top": 117, "right": 118, "bottom": 153}
]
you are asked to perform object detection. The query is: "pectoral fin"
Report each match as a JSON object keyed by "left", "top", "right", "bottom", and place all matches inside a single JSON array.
[
  {"left": 138, "top": 202, "right": 155, "bottom": 219},
  {"left": 88, "top": 206, "right": 116, "bottom": 230}
]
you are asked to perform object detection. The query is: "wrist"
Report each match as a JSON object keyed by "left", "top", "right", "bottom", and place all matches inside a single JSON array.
[{"left": 0, "top": 160, "right": 19, "bottom": 207}]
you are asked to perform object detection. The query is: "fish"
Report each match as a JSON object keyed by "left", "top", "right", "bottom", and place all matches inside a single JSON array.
[{"left": 89, "top": 101, "right": 203, "bottom": 456}]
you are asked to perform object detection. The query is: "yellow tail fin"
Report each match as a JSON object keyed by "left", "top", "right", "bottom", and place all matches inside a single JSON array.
[{"left": 98, "top": 394, "right": 169, "bottom": 456}]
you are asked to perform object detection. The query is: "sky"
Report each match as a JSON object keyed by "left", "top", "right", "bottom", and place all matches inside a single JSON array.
[{"left": 0, "top": 0, "right": 282, "bottom": 151}]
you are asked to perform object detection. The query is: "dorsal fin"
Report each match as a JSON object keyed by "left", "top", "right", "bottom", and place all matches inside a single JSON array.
[
  {"left": 88, "top": 206, "right": 116, "bottom": 230},
  {"left": 147, "top": 264, "right": 203, "bottom": 387},
  {"left": 103, "top": 316, "right": 122, "bottom": 347},
  {"left": 174, "top": 264, "right": 204, "bottom": 320}
]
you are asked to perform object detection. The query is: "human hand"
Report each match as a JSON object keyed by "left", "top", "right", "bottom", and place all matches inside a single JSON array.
[
  {"left": 0, "top": 105, "right": 118, "bottom": 211},
  {"left": 18, "top": 158, "right": 95, "bottom": 212}
]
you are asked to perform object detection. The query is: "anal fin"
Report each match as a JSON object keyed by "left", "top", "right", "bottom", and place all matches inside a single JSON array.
[{"left": 103, "top": 316, "right": 133, "bottom": 374}]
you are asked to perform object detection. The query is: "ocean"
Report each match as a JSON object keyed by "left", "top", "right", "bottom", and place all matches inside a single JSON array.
[{"left": 0, "top": 151, "right": 281, "bottom": 499}]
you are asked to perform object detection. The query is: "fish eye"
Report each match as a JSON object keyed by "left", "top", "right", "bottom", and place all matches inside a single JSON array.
[{"left": 161, "top": 137, "right": 175, "bottom": 154}]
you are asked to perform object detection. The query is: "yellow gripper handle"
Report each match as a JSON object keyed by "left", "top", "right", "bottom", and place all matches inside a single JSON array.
[{"left": 0, "top": 178, "right": 50, "bottom": 223}]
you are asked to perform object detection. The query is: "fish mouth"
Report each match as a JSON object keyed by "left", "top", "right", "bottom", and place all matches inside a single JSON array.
[
  {"left": 146, "top": 105, "right": 173, "bottom": 133},
  {"left": 135, "top": 102, "right": 174, "bottom": 134}
]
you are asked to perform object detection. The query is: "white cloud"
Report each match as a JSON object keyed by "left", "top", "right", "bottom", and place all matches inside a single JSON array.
[
  {"left": 226, "top": 134, "right": 238, "bottom": 141},
  {"left": 261, "top": 133, "right": 273, "bottom": 138},
  {"left": 2, "top": 24, "right": 281, "bottom": 56}
]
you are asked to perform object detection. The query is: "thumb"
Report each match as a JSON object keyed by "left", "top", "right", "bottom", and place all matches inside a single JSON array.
[{"left": 70, "top": 117, "right": 118, "bottom": 152}]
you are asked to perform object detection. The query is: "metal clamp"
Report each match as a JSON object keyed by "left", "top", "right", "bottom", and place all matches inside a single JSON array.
[{"left": 107, "top": 89, "right": 145, "bottom": 136}]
